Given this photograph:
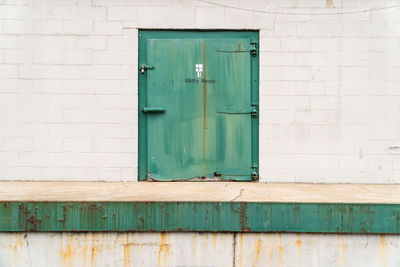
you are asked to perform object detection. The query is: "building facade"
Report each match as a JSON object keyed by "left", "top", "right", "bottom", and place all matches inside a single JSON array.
[{"left": 0, "top": 0, "right": 400, "bottom": 266}]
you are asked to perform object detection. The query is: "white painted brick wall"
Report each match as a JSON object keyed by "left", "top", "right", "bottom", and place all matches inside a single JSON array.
[{"left": 0, "top": 0, "right": 399, "bottom": 183}]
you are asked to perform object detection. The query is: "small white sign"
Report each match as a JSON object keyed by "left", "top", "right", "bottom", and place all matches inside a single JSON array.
[{"left": 195, "top": 64, "right": 203, "bottom": 78}]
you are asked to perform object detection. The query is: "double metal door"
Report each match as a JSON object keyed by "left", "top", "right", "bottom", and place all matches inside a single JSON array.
[{"left": 139, "top": 31, "right": 259, "bottom": 181}]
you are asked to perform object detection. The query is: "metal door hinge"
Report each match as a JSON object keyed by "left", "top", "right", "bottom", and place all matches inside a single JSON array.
[
  {"left": 250, "top": 42, "right": 257, "bottom": 56},
  {"left": 251, "top": 165, "right": 258, "bottom": 181},
  {"left": 216, "top": 104, "right": 258, "bottom": 118},
  {"left": 140, "top": 64, "right": 154, "bottom": 74},
  {"left": 250, "top": 104, "right": 257, "bottom": 118}
]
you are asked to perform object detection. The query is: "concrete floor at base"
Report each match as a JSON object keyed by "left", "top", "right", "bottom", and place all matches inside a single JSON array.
[{"left": 0, "top": 232, "right": 398, "bottom": 267}]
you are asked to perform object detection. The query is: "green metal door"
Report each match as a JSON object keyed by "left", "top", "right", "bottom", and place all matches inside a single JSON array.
[{"left": 139, "top": 31, "right": 259, "bottom": 181}]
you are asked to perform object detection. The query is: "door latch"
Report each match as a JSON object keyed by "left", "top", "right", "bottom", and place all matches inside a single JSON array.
[{"left": 140, "top": 64, "right": 154, "bottom": 74}]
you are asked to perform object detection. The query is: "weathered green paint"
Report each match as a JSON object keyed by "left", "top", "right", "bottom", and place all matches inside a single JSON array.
[
  {"left": 138, "top": 30, "right": 259, "bottom": 181},
  {"left": 1, "top": 202, "right": 400, "bottom": 233}
]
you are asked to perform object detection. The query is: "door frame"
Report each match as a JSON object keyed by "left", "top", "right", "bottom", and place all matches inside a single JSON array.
[{"left": 138, "top": 30, "right": 259, "bottom": 181}]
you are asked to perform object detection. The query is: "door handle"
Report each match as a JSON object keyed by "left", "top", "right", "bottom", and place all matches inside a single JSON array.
[
  {"left": 140, "top": 64, "right": 154, "bottom": 74},
  {"left": 142, "top": 107, "right": 165, "bottom": 113}
]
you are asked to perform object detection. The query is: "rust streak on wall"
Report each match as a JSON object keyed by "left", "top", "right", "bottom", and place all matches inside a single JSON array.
[
  {"left": 90, "top": 234, "right": 98, "bottom": 267},
  {"left": 278, "top": 233, "right": 284, "bottom": 267},
  {"left": 123, "top": 233, "right": 131, "bottom": 267},
  {"left": 192, "top": 233, "right": 197, "bottom": 264},
  {"left": 380, "top": 235, "right": 387, "bottom": 267},
  {"left": 296, "top": 233, "right": 302, "bottom": 267},
  {"left": 158, "top": 232, "right": 170, "bottom": 267},
  {"left": 82, "top": 234, "right": 88, "bottom": 267},
  {"left": 238, "top": 233, "right": 244, "bottom": 267},
  {"left": 254, "top": 236, "right": 262, "bottom": 264},
  {"left": 60, "top": 235, "right": 73, "bottom": 267}
]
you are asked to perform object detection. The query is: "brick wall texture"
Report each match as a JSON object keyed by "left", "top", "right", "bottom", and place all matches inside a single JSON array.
[{"left": 0, "top": 0, "right": 399, "bottom": 182}]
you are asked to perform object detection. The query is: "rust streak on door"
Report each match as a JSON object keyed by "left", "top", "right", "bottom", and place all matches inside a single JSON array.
[{"left": 202, "top": 40, "right": 208, "bottom": 178}]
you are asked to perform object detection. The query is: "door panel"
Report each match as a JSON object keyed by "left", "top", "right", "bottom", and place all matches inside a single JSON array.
[
  {"left": 207, "top": 38, "right": 253, "bottom": 180},
  {"left": 139, "top": 31, "right": 258, "bottom": 181},
  {"left": 147, "top": 39, "right": 208, "bottom": 180}
]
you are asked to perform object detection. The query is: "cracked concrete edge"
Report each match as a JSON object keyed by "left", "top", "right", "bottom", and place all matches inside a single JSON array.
[{"left": 0, "top": 181, "right": 400, "bottom": 203}]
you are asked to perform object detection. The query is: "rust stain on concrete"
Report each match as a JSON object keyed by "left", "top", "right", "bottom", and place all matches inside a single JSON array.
[
  {"left": 90, "top": 235, "right": 98, "bottom": 267},
  {"left": 337, "top": 235, "right": 348, "bottom": 267},
  {"left": 278, "top": 234, "right": 284, "bottom": 267},
  {"left": 60, "top": 235, "right": 73, "bottom": 267},
  {"left": 311, "top": 238, "right": 318, "bottom": 267},
  {"left": 327, "top": 0, "right": 335, "bottom": 8},
  {"left": 296, "top": 233, "right": 302, "bottom": 267},
  {"left": 157, "top": 232, "right": 170, "bottom": 267},
  {"left": 212, "top": 234, "right": 217, "bottom": 248},
  {"left": 254, "top": 237, "right": 262, "bottom": 264},
  {"left": 14, "top": 235, "right": 23, "bottom": 256},
  {"left": 9, "top": 235, "right": 23, "bottom": 267},
  {"left": 82, "top": 234, "right": 88, "bottom": 267},
  {"left": 192, "top": 233, "right": 197, "bottom": 264},
  {"left": 380, "top": 235, "right": 387, "bottom": 267},
  {"left": 267, "top": 236, "right": 275, "bottom": 267},
  {"left": 238, "top": 233, "right": 244, "bottom": 267},
  {"left": 123, "top": 233, "right": 131, "bottom": 267}
]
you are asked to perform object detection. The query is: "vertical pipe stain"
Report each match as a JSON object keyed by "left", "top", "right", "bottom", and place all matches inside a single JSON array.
[{"left": 380, "top": 235, "right": 387, "bottom": 267}]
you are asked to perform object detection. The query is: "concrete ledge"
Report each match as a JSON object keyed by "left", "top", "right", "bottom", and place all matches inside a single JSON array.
[{"left": 0, "top": 181, "right": 399, "bottom": 203}]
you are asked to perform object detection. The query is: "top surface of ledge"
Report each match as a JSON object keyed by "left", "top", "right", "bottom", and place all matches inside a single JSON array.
[{"left": 0, "top": 181, "right": 399, "bottom": 203}]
